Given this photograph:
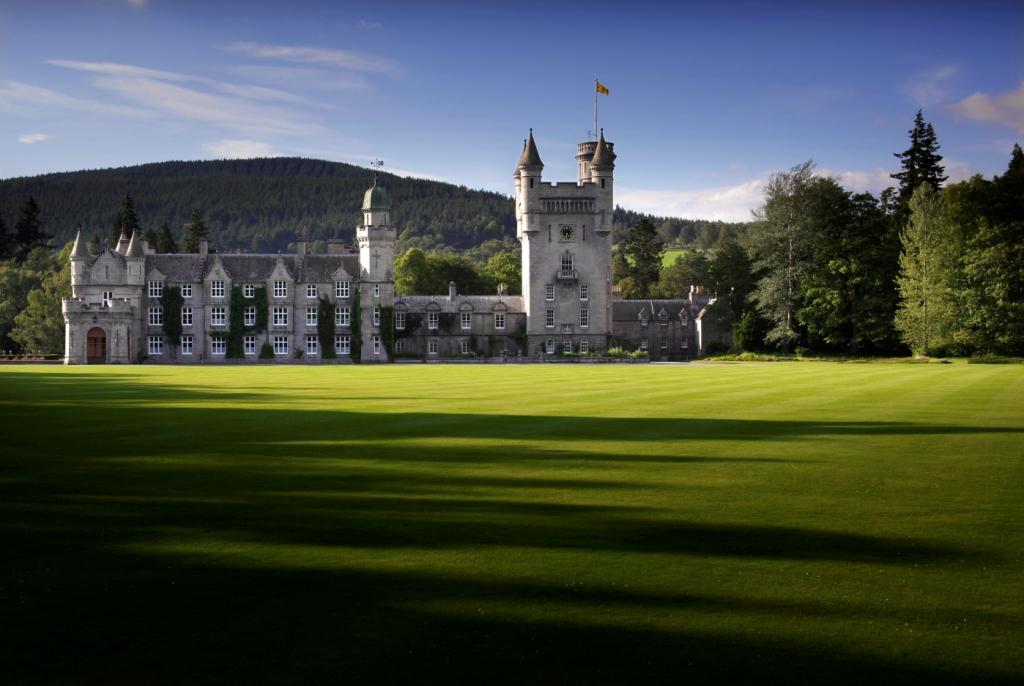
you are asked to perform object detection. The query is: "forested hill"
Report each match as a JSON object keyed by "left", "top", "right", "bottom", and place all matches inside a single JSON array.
[{"left": 0, "top": 157, "right": 747, "bottom": 255}]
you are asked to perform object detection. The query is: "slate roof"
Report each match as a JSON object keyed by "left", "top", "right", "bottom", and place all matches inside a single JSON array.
[
  {"left": 298, "top": 255, "right": 360, "bottom": 283},
  {"left": 516, "top": 130, "right": 543, "bottom": 173},
  {"left": 396, "top": 294, "right": 525, "bottom": 313},
  {"left": 148, "top": 254, "right": 202, "bottom": 282},
  {"left": 612, "top": 299, "right": 691, "bottom": 322},
  {"left": 590, "top": 132, "right": 615, "bottom": 170},
  {"left": 145, "top": 253, "right": 362, "bottom": 284}
]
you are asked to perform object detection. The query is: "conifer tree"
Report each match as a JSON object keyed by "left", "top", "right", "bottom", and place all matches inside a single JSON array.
[
  {"left": 184, "top": 209, "right": 209, "bottom": 253},
  {"left": 0, "top": 216, "right": 14, "bottom": 260},
  {"left": 892, "top": 110, "right": 948, "bottom": 208},
  {"left": 894, "top": 184, "right": 956, "bottom": 355},
  {"left": 621, "top": 218, "right": 665, "bottom": 298},
  {"left": 87, "top": 232, "right": 102, "bottom": 255},
  {"left": 156, "top": 222, "right": 179, "bottom": 253},
  {"left": 14, "top": 196, "right": 51, "bottom": 259}
]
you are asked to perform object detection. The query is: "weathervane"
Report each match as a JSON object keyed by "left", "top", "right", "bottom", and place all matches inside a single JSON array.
[{"left": 371, "top": 159, "right": 384, "bottom": 179}]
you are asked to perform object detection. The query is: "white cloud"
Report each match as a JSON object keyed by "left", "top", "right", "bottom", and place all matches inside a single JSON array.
[
  {"left": 355, "top": 20, "right": 383, "bottom": 29},
  {"left": 204, "top": 139, "right": 278, "bottom": 158},
  {"left": 906, "top": 65, "right": 958, "bottom": 107},
  {"left": 17, "top": 133, "right": 50, "bottom": 144},
  {"left": 0, "top": 79, "right": 151, "bottom": 117},
  {"left": 617, "top": 179, "right": 765, "bottom": 222},
  {"left": 91, "top": 76, "right": 324, "bottom": 135},
  {"left": 222, "top": 65, "right": 369, "bottom": 91},
  {"left": 126, "top": 0, "right": 146, "bottom": 6},
  {"left": 947, "top": 81, "right": 1024, "bottom": 133},
  {"left": 225, "top": 42, "right": 397, "bottom": 74}
]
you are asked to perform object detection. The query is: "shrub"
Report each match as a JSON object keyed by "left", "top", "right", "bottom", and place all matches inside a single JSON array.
[{"left": 259, "top": 342, "right": 274, "bottom": 359}]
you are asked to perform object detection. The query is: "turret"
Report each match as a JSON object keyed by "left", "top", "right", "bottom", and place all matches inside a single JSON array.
[
  {"left": 590, "top": 130, "right": 615, "bottom": 233},
  {"left": 123, "top": 229, "right": 146, "bottom": 285},
  {"left": 357, "top": 177, "right": 396, "bottom": 281},
  {"left": 70, "top": 226, "right": 89, "bottom": 286},
  {"left": 515, "top": 129, "right": 544, "bottom": 238},
  {"left": 115, "top": 229, "right": 130, "bottom": 254}
]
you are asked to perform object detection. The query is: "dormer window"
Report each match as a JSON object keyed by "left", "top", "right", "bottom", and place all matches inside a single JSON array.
[
  {"left": 148, "top": 280, "right": 163, "bottom": 299},
  {"left": 274, "top": 281, "right": 288, "bottom": 299},
  {"left": 211, "top": 280, "right": 225, "bottom": 298},
  {"left": 306, "top": 284, "right": 317, "bottom": 299}
]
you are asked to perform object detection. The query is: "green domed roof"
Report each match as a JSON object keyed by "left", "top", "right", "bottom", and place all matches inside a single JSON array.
[{"left": 362, "top": 178, "right": 390, "bottom": 211}]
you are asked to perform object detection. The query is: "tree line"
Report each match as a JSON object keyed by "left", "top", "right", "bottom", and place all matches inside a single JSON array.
[{"left": 614, "top": 111, "right": 1023, "bottom": 357}]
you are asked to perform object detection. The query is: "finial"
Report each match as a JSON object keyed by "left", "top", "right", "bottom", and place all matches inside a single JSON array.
[{"left": 529, "top": 128, "right": 533, "bottom": 135}]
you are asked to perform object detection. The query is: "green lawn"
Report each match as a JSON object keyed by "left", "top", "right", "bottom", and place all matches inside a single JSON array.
[{"left": 1, "top": 364, "right": 1022, "bottom": 684}]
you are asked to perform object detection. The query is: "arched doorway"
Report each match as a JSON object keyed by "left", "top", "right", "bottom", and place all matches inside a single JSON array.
[{"left": 87, "top": 327, "right": 107, "bottom": 364}]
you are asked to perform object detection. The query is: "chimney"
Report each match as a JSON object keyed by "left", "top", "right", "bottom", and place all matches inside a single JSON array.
[
  {"left": 199, "top": 239, "right": 208, "bottom": 258},
  {"left": 143, "top": 239, "right": 155, "bottom": 255},
  {"left": 448, "top": 281, "right": 457, "bottom": 300},
  {"left": 296, "top": 240, "right": 306, "bottom": 257},
  {"left": 327, "top": 239, "right": 345, "bottom": 255}
]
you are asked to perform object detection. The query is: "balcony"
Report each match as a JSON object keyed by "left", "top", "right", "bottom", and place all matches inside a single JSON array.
[{"left": 557, "top": 269, "right": 578, "bottom": 282}]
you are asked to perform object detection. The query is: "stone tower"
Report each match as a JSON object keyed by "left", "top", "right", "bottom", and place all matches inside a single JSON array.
[
  {"left": 356, "top": 177, "right": 396, "bottom": 361},
  {"left": 516, "top": 129, "right": 615, "bottom": 355}
]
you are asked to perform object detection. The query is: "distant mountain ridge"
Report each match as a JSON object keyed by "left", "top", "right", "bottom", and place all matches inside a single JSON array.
[{"left": 0, "top": 157, "right": 747, "bottom": 256}]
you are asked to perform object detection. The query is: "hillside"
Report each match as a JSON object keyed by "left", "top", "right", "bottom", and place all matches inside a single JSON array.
[{"left": 0, "top": 158, "right": 747, "bottom": 256}]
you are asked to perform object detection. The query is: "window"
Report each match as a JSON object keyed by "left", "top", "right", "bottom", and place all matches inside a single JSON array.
[
  {"left": 580, "top": 308, "right": 589, "bottom": 328},
  {"left": 148, "top": 306, "right": 162, "bottom": 326},
  {"left": 640, "top": 339, "right": 648, "bottom": 351},
  {"left": 336, "top": 281, "right": 350, "bottom": 298},
  {"left": 306, "top": 306, "right": 317, "bottom": 326},
  {"left": 181, "top": 284, "right": 192, "bottom": 299},
  {"left": 373, "top": 306, "right": 380, "bottom": 326},
  {"left": 661, "top": 335, "right": 668, "bottom": 349},
  {"left": 181, "top": 335, "right": 193, "bottom": 355},
  {"left": 680, "top": 312, "right": 688, "bottom": 325},
  {"left": 580, "top": 339, "right": 589, "bottom": 354},
  {"left": 545, "top": 284, "right": 555, "bottom": 301},
  {"left": 545, "top": 339, "right": 555, "bottom": 355},
  {"left": 147, "top": 281, "right": 162, "bottom": 299},
  {"left": 494, "top": 312, "right": 505, "bottom": 330},
  {"left": 545, "top": 309, "right": 555, "bottom": 328},
  {"left": 102, "top": 291, "right": 113, "bottom": 307},
  {"left": 181, "top": 306, "right": 193, "bottom": 327},
  {"left": 561, "top": 254, "right": 574, "bottom": 272},
  {"left": 210, "top": 306, "right": 226, "bottom": 327},
  {"left": 563, "top": 337, "right": 572, "bottom": 352},
  {"left": 210, "top": 335, "right": 226, "bottom": 355},
  {"left": 460, "top": 339, "right": 470, "bottom": 355},
  {"left": 395, "top": 311, "right": 406, "bottom": 330},
  {"left": 373, "top": 335, "right": 381, "bottom": 355},
  {"left": 273, "top": 336, "right": 289, "bottom": 355},
  {"left": 273, "top": 306, "right": 288, "bottom": 327},
  {"left": 147, "top": 335, "right": 163, "bottom": 355},
  {"left": 273, "top": 281, "right": 288, "bottom": 299},
  {"left": 580, "top": 284, "right": 589, "bottom": 301},
  {"left": 244, "top": 306, "right": 256, "bottom": 327},
  {"left": 336, "top": 306, "right": 350, "bottom": 327},
  {"left": 395, "top": 340, "right": 405, "bottom": 353},
  {"left": 211, "top": 280, "right": 225, "bottom": 298},
  {"left": 373, "top": 284, "right": 380, "bottom": 298},
  {"left": 681, "top": 339, "right": 689, "bottom": 350},
  {"left": 640, "top": 314, "right": 649, "bottom": 327},
  {"left": 306, "top": 284, "right": 317, "bottom": 299},
  {"left": 244, "top": 335, "right": 256, "bottom": 356},
  {"left": 335, "top": 335, "right": 350, "bottom": 355},
  {"left": 243, "top": 284, "right": 255, "bottom": 298},
  {"left": 461, "top": 312, "right": 471, "bottom": 330},
  {"left": 428, "top": 312, "right": 439, "bottom": 330},
  {"left": 428, "top": 339, "right": 439, "bottom": 355},
  {"left": 306, "top": 334, "right": 319, "bottom": 356}
]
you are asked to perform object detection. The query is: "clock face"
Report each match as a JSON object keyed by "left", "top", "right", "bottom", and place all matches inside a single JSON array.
[{"left": 560, "top": 225, "right": 575, "bottom": 241}]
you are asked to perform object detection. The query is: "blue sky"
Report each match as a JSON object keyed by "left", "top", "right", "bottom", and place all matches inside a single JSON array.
[{"left": 1, "top": 0, "right": 1021, "bottom": 220}]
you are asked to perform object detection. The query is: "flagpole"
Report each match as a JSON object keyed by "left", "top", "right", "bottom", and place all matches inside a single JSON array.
[{"left": 594, "top": 78, "right": 598, "bottom": 142}]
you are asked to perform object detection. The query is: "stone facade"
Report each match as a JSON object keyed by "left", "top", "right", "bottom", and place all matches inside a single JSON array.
[{"left": 62, "top": 130, "right": 721, "bottom": 364}]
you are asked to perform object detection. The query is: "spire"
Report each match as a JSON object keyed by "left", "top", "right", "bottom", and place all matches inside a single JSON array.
[
  {"left": 517, "top": 128, "right": 544, "bottom": 172},
  {"left": 125, "top": 228, "right": 145, "bottom": 257},
  {"left": 591, "top": 129, "right": 614, "bottom": 170},
  {"left": 70, "top": 225, "right": 89, "bottom": 259},
  {"left": 116, "top": 229, "right": 130, "bottom": 254}
]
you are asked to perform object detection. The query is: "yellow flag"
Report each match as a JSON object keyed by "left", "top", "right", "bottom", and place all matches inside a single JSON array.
[{"left": 596, "top": 81, "right": 609, "bottom": 95}]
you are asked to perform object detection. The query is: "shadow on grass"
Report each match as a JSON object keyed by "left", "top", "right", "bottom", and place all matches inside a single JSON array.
[{"left": 0, "top": 372, "right": 1019, "bottom": 684}]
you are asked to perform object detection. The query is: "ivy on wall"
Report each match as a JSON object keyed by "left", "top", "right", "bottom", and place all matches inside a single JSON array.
[
  {"left": 318, "top": 295, "right": 336, "bottom": 359},
  {"left": 252, "top": 286, "right": 268, "bottom": 332},
  {"left": 350, "top": 287, "right": 362, "bottom": 362},
  {"left": 226, "top": 286, "right": 245, "bottom": 358},
  {"left": 162, "top": 286, "right": 183, "bottom": 347},
  {"left": 380, "top": 305, "right": 394, "bottom": 358}
]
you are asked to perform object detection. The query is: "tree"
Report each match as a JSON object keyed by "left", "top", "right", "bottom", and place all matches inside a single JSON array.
[
  {"left": 143, "top": 228, "right": 160, "bottom": 250},
  {"left": 156, "top": 222, "right": 179, "bottom": 253},
  {"left": 14, "top": 196, "right": 51, "bottom": 259},
  {"left": 707, "top": 237, "right": 755, "bottom": 324},
  {"left": 652, "top": 250, "right": 708, "bottom": 299},
  {"left": 620, "top": 218, "right": 664, "bottom": 298},
  {"left": 0, "top": 248, "right": 52, "bottom": 352},
  {"left": 394, "top": 248, "right": 433, "bottom": 295},
  {"left": 0, "top": 217, "right": 14, "bottom": 260},
  {"left": 746, "top": 161, "right": 819, "bottom": 352},
  {"left": 892, "top": 110, "right": 948, "bottom": 209},
  {"left": 481, "top": 251, "right": 521, "bottom": 294},
  {"left": 894, "top": 184, "right": 956, "bottom": 355},
  {"left": 87, "top": 233, "right": 103, "bottom": 255},
  {"left": 11, "top": 243, "right": 72, "bottom": 354},
  {"left": 108, "top": 195, "right": 142, "bottom": 248},
  {"left": 184, "top": 208, "right": 209, "bottom": 253}
]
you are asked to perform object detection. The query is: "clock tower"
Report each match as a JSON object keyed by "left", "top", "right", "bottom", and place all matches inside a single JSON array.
[{"left": 516, "top": 129, "right": 615, "bottom": 355}]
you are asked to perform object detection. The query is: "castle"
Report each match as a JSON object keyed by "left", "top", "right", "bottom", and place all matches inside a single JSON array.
[{"left": 62, "top": 131, "right": 717, "bottom": 364}]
